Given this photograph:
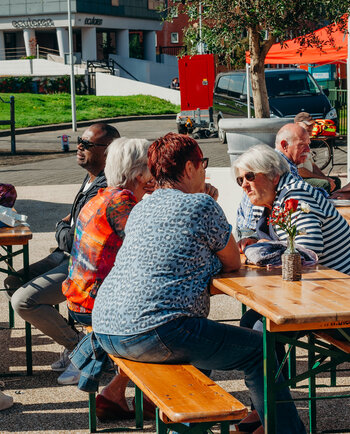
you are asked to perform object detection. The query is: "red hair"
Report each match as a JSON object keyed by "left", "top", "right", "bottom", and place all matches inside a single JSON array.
[{"left": 148, "top": 133, "right": 202, "bottom": 186}]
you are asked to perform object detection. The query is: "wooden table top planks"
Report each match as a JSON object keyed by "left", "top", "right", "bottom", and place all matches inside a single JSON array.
[{"left": 211, "top": 262, "right": 350, "bottom": 332}]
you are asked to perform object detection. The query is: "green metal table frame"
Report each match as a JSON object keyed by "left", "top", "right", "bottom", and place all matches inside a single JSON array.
[
  {"left": 0, "top": 243, "right": 32, "bottom": 376},
  {"left": 88, "top": 385, "right": 235, "bottom": 434},
  {"left": 263, "top": 318, "right": 350, "bottom": 433}
]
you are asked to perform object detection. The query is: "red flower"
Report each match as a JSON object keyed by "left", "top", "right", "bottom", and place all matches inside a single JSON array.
[{"left": 284, "top": 199, "right": 298, "bottom": 213}]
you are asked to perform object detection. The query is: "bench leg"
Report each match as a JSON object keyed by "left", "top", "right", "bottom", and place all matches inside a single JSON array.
[
  {"left": 330, "top": 357, "right": 337, "bottom": 386},
  {"left": 9, "top": 301, "right": 14, "bottom": 328},
  {"left": 25, "top": 321, "right": 32, "bottom": 376},
  {"left": 220, "top": 421, "right": 230, "bottom": 434},
  {"left": 156, "top": 408, "right": 167, "bottom": 434},
  {"left": 89, "top": 392, "right": 97, "bottom": 433},
  {"left": 134, "top": 385, "right": 144, "bottom": 429}
]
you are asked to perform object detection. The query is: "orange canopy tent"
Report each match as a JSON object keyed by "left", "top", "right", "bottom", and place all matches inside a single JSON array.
[{"left": 245, "top": 23, "right": 348, "bottom": 65}]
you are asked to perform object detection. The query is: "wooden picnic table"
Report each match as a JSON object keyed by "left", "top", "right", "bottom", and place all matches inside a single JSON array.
[
  {"left": 336, "top": 205, "right": 350, "bottom": 224},
  {"left": 211, "top": 261, "right": 350, "bottom": 433},
  {"left": 0, "top": 225, "right": 33, "bottom": 375}
]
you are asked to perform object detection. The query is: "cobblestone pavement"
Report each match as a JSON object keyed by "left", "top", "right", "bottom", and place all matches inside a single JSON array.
[
  {"left": 0, "top": 117, "right": 230, "bottom": 186},
  {"left": 0, "top": 117, "right": 347, "bottom": 186}
]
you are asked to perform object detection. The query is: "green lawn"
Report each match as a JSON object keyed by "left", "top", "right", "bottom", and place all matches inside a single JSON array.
[{"left": 0, "top": 93, "right": 180, "bottom": 129}]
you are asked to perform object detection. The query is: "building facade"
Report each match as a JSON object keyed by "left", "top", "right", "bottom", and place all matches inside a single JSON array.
[
  {"left": 0, "top": 0, "right": 166, "bottom": 62},
  {"left": 156, "top": 0, "right": 187, "bottom": 57}
]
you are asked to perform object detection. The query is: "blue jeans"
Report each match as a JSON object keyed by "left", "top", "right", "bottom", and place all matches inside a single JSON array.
[
  {"left": 95, "top": 316, "right": 305, "bottom": 433},
  {"left": 68, "top": 309, "right": 92, "bottom": 326}
]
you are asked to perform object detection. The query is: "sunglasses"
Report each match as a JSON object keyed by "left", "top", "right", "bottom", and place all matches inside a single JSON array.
[
  {"left": 236, "top": 171, "right": 256, "bottom": 186},
  {"left": 200, "top": 157, "right": 209, "bottom": 169},
  {"left": 77, "top": 136, "right": 108, "bottom": 150}
]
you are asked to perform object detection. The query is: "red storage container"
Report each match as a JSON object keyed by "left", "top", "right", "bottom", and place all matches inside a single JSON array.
[{"left": 178, "top": 54, "right": 215, "bottom": 111}]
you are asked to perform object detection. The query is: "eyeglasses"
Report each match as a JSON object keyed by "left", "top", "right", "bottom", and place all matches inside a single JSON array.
[
  {"left": 200, "top": 157, "right": 209, "bottom": 169},
  {"left": 77, "top": 136, "right": 108, "bottom": 150},
  {"left": 236, "top": 171, "right": 256, "bottom": 186}
]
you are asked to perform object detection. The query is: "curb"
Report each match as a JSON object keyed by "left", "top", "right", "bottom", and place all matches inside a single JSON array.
[{"left": 0, "top": 113, "right": 177, "bottom": 137}]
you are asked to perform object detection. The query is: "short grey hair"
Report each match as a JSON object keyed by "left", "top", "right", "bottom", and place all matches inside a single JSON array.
[
  {"left": 275, "top": 123, "right": 306, "bottom": 149},
  {"left": 232, "top": 144, "right": 290, "bottom": 180},
  {"left": 105, "top": 137, "right": 150, "bottom": 188}
]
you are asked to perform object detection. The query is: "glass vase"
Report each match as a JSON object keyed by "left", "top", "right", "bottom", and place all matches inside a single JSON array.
[{"left": 282, "top": 237, "right": 301, "bottom": 281}]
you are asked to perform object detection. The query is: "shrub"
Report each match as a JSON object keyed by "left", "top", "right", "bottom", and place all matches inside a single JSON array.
[{"left": 0, "top": 75, "right": 87, "bottom": 94}]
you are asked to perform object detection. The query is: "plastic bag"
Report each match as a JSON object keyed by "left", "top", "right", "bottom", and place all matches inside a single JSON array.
[{"left": 0, "top": 205, "right": 28, "bottom": 228}]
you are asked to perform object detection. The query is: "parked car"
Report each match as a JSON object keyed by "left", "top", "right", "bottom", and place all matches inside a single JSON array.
[{"left": 213, "top": 68, "right": 337, "bottom": 143}]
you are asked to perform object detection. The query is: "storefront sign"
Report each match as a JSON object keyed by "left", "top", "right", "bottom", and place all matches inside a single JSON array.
[
  {"left": 312, "top": 72, "right": 330, "bottom": 80},
  {"left": 84, "top": 17, "right": 103, "bottom": 25},
  {"left": 12, "top": 18, "right": 54, "bottom": 29}
]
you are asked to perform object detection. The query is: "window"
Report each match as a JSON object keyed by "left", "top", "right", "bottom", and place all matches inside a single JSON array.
[
  {"left": 265, "top": 71, "right": 320, "bottom": 97},
  {"left": 148, "top": 0, "right": 165, "bottom": 10},
  {"left": 216, "top": 76, "right": 230, "bottom": 94},
  {"left": 111, "top": 0, "right": 119, "bottom": 5},
  {"left": 171, "top": 32, "right": 179, "bottom": 44},
  {"left": 227, "top": 75, "right": 244, "bottom": 96}
]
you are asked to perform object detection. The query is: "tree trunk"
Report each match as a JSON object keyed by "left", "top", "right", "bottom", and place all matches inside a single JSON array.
[{"left": 248, "top": 28, "right": 276, "bottom": 118}]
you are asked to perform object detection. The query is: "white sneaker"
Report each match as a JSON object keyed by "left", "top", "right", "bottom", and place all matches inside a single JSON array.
[
  {"left": 57, "top": 362, "right": 81, "bottom": 385},
  {"left": 51, "top": 348, "right": 71, "bottom": 372},
  {"left": 0, "top": 391, "right": 13, "bottom": 411}
]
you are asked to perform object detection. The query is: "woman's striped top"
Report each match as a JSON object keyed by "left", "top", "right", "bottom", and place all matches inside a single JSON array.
[{"left": 272, "top": 173, "right": 350, "bottom": 275}]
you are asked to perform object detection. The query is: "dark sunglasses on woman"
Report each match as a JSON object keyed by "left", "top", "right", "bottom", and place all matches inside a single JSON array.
[{"left": 236, "top": 171, "right": 256, "bottom": 186}]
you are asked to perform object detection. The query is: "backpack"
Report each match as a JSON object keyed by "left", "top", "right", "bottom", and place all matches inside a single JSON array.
[{"left": 0, "top": 184, "right": 17, "bottom": 208}]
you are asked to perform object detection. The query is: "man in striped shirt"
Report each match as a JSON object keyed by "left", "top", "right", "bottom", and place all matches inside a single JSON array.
[{"left": 236, "top": 123, "right": 311, "bottom": 250}]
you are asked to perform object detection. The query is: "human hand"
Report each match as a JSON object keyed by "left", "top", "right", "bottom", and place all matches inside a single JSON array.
[
  {"left": 204, "top": 183, "right": 219, "bottom": 201},
  {"left": 327, "top": 178, "right": 336, "bottom": 192},
  {"left": 61, "top": 213, "right": 71, "bottom": 223},
  {"left": 143, "top": 179, "right": 156, "bottom": 194},
  {"left": 329, "top": 191, "right": 350, "bottom": 200},
  {"left": 238, "top": 237, "right": 257, "bottom": 253}
]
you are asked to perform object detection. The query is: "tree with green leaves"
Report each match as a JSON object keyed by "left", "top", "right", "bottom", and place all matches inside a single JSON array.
[{"left": 175, "top": 1, "right": 349, "bottom": 117}]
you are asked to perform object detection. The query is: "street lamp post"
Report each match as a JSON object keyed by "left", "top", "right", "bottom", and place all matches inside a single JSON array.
[{"left": 67, "top": 0, "right": 77, "bottom": 132}]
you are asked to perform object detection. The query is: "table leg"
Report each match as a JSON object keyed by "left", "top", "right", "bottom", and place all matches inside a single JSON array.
[
  {"left": 263, "top": 317, "right": 276, "bottom": 433},
  {"left": 6, "top": 246, "right": 15, "bottom": 328},
  {"left": 289, "top": 345, "right": 297, "bottom": 388},
  {"left": 308, "top": 334, "right": 317, "bottom": 434},
  {"left": 23, "top": 244, "right": 32, "bottom": 376}
]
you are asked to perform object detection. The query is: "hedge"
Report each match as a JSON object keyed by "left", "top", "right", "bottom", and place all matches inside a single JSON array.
[{"left": 0, "top": 75, "right": 87, "bottom": 94}]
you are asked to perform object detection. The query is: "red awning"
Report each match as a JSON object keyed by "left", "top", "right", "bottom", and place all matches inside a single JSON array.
[{"left": 246, "top": 22, "right": 348, "bottom": 65}]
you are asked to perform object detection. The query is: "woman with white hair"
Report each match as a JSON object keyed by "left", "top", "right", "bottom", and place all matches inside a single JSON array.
[
  {"left": 60, "top": 137, "right": 154, "bottom": 419},
  {"left": 233, "top": 144, "right": 350, "bottom": 272}
]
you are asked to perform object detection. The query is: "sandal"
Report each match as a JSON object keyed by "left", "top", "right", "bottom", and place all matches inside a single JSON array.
[{"left": 96, "top": 394, "right": 134, "bottom": 421}]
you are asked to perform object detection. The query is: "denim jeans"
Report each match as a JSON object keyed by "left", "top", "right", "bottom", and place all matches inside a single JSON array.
[
  {"left": 95, "top": 316, "right": 305, "bottom": 433},
  {"left": 68, "top": 310, "right": 92, "bottom": 326}
]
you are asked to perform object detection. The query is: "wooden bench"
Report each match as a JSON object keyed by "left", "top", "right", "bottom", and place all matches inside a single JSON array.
[
  {"left": 314, "top": 331, "right": 350, "bottom": 354},
  {"left": 85, "top": 328, "right": 248, "bottom": 433},
  {"left": 313, "top": 330, "right": 350, "bottom": 385}
]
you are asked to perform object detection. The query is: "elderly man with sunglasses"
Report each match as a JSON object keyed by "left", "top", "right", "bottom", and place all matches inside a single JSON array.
[{"left": 6, "top": 122, "right": 119, "bottom": 383}]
